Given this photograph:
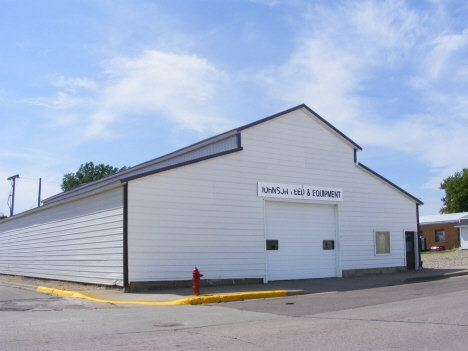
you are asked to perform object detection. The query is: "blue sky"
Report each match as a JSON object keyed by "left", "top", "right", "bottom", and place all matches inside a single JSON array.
[{"left": 1, "top": 0, "right": 467, "bottom": 216}]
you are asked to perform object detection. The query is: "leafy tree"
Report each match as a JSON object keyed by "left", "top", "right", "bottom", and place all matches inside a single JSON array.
[
  {"left": 439, "top": 168, "right": 468, "bottom": 214},
  {"left": 61, "top": 162, "right": 127, "bottom": 191}
]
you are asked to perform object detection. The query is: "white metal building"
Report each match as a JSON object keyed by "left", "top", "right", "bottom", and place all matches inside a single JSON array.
[{"left": 0, "top": 105, "right": 423, "bottom": 290}]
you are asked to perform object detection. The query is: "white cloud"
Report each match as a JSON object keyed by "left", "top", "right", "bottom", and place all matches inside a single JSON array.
[
  {"left": 40, "top": 50, "right": 232, "bottom": 140},
  {"left": 429, "top": 29, "right": 468, "bottom": 79},
  {"left": 22, "top": 76, "right": 97, "bottom": 113},
  {"left": 256, "top": 39, "right": 361, "bottom": 123},
  {"left": 2, "top": 49, "right": 234, "bottom": 212},
  {"left": 84, "top": 50, "right": 232, "bottom": 138},
  {"left": 253, "top": 0, "right": 468, "bottom": 193},
  {"left": 411, "top": 28, "right": 468, "bottom": 88},
  {"left": 351, "top": 113, "right": 468, "bottom": 185},
  {"left": 50, "top": 76, "right": 97, "bottom": 92},
  {"left": 24, "top": 92, "right": 82, "bottom": 109},
  {"left": 103, "top": 50, "right": 223, "bottom": 105},
  {"left": 250, "top": 0, "right": 281, "bottom": 7},
  {"left": 13, "top": 0, "right": 468, "bottom": 201},
  {"left": 255, "top": 0, "right": 420, "bottom": 123},
  {"left": 350, "top": 0, "right": 419, "bottom": 54}
]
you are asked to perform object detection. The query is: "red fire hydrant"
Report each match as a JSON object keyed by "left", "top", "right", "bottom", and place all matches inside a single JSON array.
[{"left": 192, "top": 267, "right": 203, "bottom": 296}]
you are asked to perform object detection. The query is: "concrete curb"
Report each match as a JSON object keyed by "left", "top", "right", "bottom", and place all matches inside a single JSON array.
[
  {"left": 402, "top": 270, "right": 468, "bottom": 283},
  {"left": 36, "top": 286, "right": 305, "bottom": 305}
]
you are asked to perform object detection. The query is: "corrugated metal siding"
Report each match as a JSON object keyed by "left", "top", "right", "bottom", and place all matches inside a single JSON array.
[
  {"left": 0, "top": 187, "right": 124, "bottom": 286},
  {"left": 127, "top": 109, "right": 417, "bottom": 282},
  {"left": 127, "top": 159, "right": 266, "bottom": 282},
  {"left": 42, "top": 134, "right": 238, "bottom": 205}
]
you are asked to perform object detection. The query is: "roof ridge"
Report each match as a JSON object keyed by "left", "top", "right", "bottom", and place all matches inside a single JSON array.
[{"left": 43, "top": 104, "right": 364, "bottom": 204}]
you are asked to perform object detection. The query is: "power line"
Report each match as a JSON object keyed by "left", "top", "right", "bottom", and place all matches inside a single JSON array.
[
  {"left": 29, "top": 198, "right": 38, "bottom": 210},
  {"left": 20, "top": 177, "right": 60, "bottom": 186},
  {"left": 2, "top": 176, "right": 61, "bottom": 215}
]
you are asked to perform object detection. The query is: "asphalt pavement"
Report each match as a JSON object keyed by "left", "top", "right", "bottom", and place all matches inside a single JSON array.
[{"left": 3, "top": 275, "right": 468, "bottom": 351}]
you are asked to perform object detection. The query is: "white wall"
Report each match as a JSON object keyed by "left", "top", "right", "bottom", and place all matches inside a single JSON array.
[
  {"left": 127, "top": 108, "right": 418, "bottom": 282},
  {"left": 0, "top": 185, "right": 124, "bottom": 286}
]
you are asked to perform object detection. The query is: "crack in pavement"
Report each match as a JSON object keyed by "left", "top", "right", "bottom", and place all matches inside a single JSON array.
[{"left": 304, "top": 316, "right": 468, "bottom": 327}]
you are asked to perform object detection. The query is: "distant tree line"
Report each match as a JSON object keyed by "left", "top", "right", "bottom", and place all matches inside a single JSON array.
[{"left": 61, "top": 162, "right": 127, "bottom": 191}]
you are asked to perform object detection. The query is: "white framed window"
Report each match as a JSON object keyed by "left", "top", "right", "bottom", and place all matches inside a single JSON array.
[{"left": 375, "top": 230, "right": 391, "bottom": 254}]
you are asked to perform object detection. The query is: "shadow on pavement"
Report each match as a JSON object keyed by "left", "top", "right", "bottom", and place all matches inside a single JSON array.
[{"left": 129, "top": 267, "right": 468, "bottom": 297}]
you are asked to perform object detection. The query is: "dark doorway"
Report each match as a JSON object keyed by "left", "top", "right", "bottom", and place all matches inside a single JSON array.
[{"left": 406, "top": 232, "right": 415, "bottom": 270}]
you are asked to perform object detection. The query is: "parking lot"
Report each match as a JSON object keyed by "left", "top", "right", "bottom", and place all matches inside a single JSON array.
[{"left": 422, "top": 249, "right": 468, "bottom": 268}]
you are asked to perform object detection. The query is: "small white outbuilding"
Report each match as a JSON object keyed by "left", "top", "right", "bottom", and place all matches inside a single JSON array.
[
  {"left": 0, "top": 105, "right": 423, "bottom": 290},
  {"left": 455, "top": 220, "right": 468, "bottom": 250}
]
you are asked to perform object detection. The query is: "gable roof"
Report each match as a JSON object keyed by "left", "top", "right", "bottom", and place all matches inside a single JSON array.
[
  {"left": 43, "top": 104, "right": 361, "bottom": 205},
  {"left": 41, "top": 104, "right": 421, "bottom": 207},
  {"left": 237, "top": 104, "right": 362, "bottom": 151}
]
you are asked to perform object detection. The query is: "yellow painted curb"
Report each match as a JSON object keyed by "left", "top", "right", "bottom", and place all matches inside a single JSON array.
[{"left": 36, "top": 286, "right": 288, "bottom": 305}]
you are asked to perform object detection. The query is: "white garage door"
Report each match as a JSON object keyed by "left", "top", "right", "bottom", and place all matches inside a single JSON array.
[{"left": 265, "top": 201, "right": 337, "bottom": 281}]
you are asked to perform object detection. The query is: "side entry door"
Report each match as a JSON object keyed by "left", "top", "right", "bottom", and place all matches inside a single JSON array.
[{"left": 405, "top": 232, "right": 415, "bottom": 270}]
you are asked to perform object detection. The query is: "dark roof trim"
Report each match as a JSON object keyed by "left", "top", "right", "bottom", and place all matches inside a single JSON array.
[
  {"left": 123, "top": 184, "right": 129, "bottom": 288},
  {"left": 121, "top": 147, "right": 243, "bottom": 183},
  {"left": 42, "top": 130, "right": 238, "bottom": 203},
  {"left": 416, "top": 203, "right": 422, "bottom": 268},
  {"left": 357, "top": 163, "right": 423, "bottom": 205},
  {"left": 237, "top": 104, "right": 362, "bottom": 151},
  {"left": 121, "top": 130, "right": 238, "bottom": 172}
]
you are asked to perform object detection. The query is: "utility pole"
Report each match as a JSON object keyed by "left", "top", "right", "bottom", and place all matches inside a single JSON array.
[
  {"left": 7, "top": 174, "right": 19, "bottom": 216},
  {"left": 38, "top": 178, "right": 42, "bottom": 207}
]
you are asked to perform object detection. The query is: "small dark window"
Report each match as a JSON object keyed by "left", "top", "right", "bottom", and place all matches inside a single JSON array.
[
  {"left": 266, "top": 240, "right": 278, "bottom": 250},
  {"left": 323, "top": 240, "right": 334, "bottom": 250},
  {"left": 435, "top": 229, "right": 445, "bottom": 243}
]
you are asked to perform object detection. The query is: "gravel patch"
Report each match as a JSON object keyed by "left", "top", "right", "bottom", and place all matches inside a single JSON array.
[
  {"left": 422, "top": 250, "right": 468, "bottom": 268},
  {"left": 0, "top": 274, "right": 123, "bottom": 292}
]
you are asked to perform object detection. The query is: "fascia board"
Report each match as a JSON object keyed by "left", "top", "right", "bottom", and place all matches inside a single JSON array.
[{"left": 42, "top": 131, "right": 238, "bottom": 204}]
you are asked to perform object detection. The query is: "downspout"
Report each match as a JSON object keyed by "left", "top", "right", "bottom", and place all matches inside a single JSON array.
[{"left": 123, "top": 183, "right": 129, "bottom": 290}]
